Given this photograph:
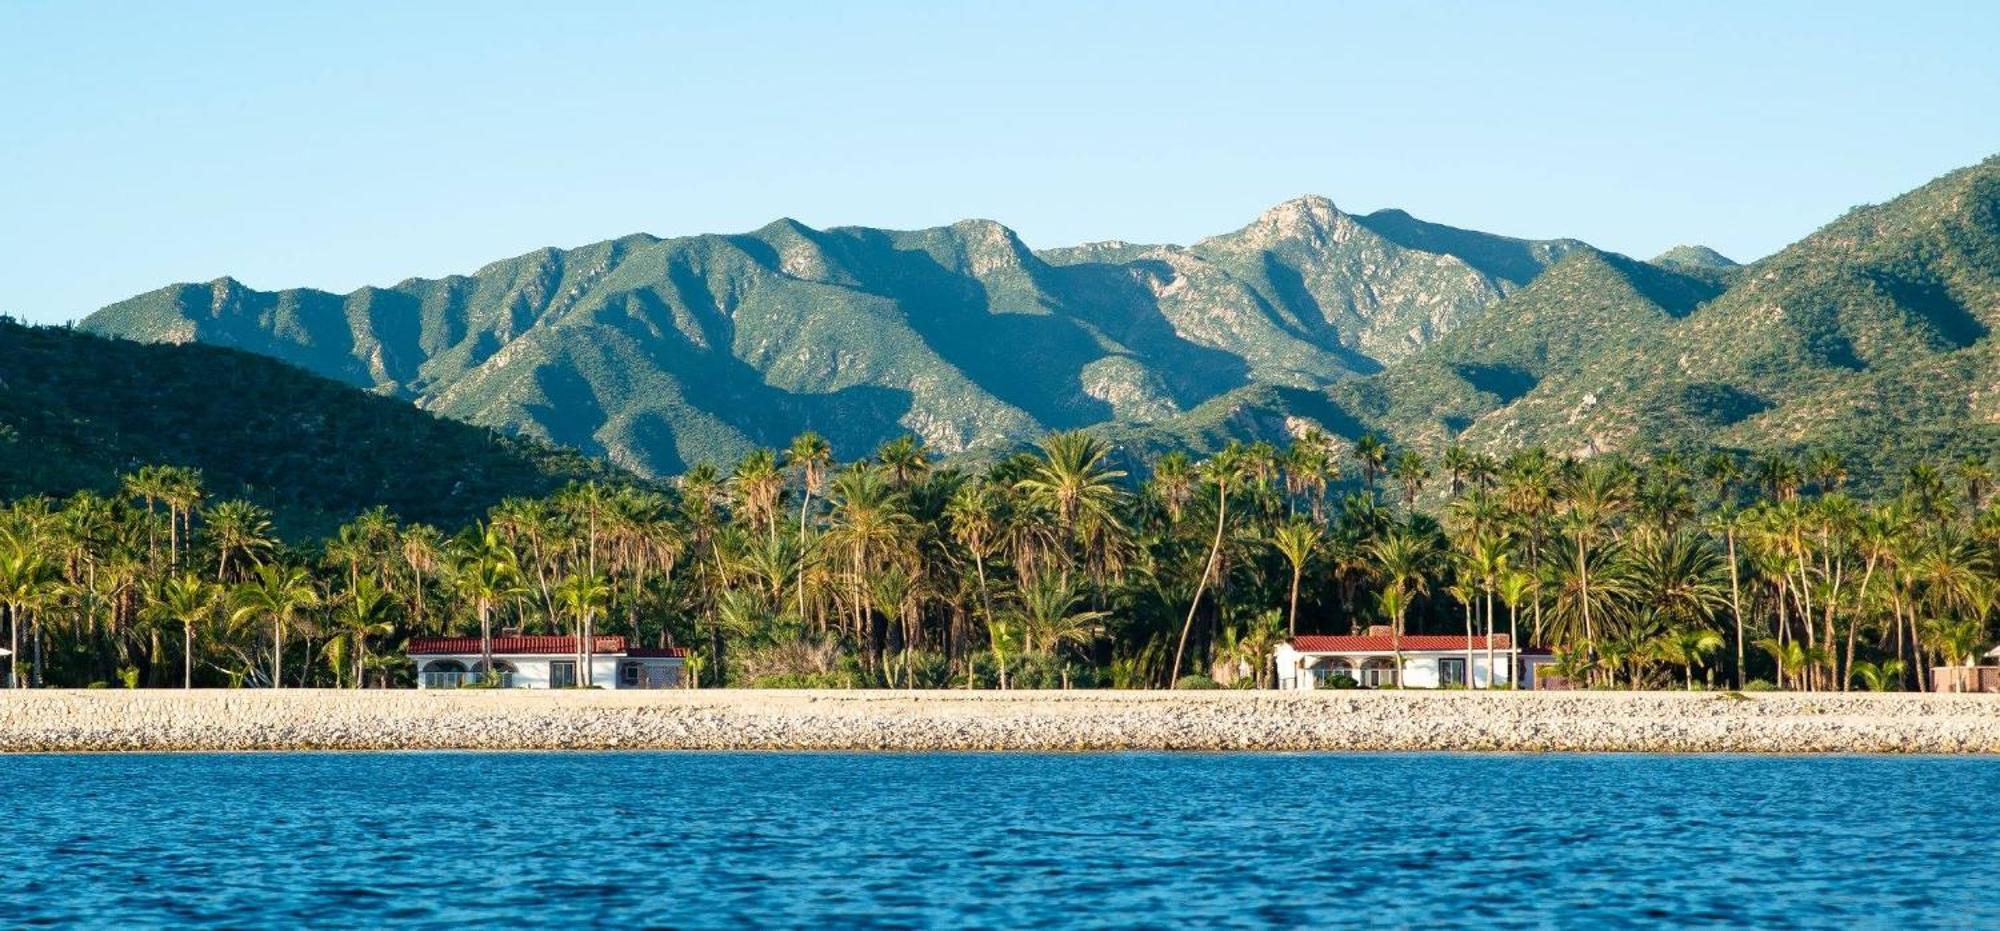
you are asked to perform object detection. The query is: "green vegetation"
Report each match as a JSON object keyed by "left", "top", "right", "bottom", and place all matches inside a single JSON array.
[
  {"left": 0, "top": 319, "right": 627, "bottom": 536},
  {"left": 0, "top": 430, "right": 1991, "bottom": 692},
  {"left": 79, "top": 157, "right": 2000, "bottom": 494},
  {"left": 80, "top": 199, "right": 1576, "bottom": 473}
]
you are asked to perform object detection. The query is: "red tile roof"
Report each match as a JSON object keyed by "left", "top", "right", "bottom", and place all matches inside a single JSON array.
[
  {"left": 1290, "top": 634, "right": 1516, "bottom": 653},
  {"left": 408, "top": 635, "right": 630, "bottom": 655},
  {"left": 625, "top": 647, "right": 690, "bottom": 659}
]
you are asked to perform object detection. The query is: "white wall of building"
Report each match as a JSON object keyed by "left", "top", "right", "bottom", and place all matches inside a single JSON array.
[
  {"left": 1277, "top": 649, "right": 1534, "bottom": 690},
  {"left": 414, "top": 653, "right": 684, "bottom": 689}
]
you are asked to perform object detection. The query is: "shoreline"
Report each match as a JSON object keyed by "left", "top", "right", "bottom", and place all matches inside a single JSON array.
[{"left": 3, "top": 689, "right": 1998, "bottom": 754}]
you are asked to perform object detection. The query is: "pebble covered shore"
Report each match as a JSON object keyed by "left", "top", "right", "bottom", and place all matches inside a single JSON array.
[{"left": 2, "top": 689, "right": 1997, "bottom": 753}]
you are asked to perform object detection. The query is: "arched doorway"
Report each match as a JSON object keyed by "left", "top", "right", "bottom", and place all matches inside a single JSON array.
[{"left": 421, "top": 659, "right": 467, "bottom": 689}]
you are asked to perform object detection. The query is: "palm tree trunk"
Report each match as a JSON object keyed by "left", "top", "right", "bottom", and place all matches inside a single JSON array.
[
  {"left": 1461, "top": 600, "right": 1474, "bottom": 688},
  {"left": 1484, "top": 589, "right": 1496, "bottom": 690},
  {"left": 1286, "top": 566, "right": 1301, "bottom": 637},
  {"left": 1576, "top": 536, "right": 1595, "bottom": 685},
  {"left": 1725, "top": 528, "right": 1744, "bottom": 689},
  {"left": 1172, "top": 485, "right": 1228, "bottom": 687},
  {"left": 184, "top": 621, "right": 194, "bottom": 689},
  {"left": 796, "top": 486, "right": 813, "bottom": 626},
  {"left": 1508, "top": 601, "right": 1520, "bottom": 689},
  {"left": 272, "top": 615, "right": 283, "bottom": 689},
  {"left": 479, "top": 601, "right": 493, "bottom": 682}
]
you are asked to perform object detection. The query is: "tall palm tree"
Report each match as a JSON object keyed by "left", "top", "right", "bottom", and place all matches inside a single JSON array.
[
  {"left": 450, "top": 525, "right": 526, "bottom": 679},
  {"left": 827, "top": 465, "right": 915, "bottom": 662},
  {"left": 1389, "top": 449, "right": 1431, "bottom": 511},
  {"left": 787, "top": 432, "right": 835, "bottom": 620},
  {"left": 1558, "top": 464, "right": 1632, "bottom": 675},
  {"left": 1149, "top": 452, "right": 1196, "bottom": 524},
  {"left": 729, "top": 450, "right": 788, "bottom": 543},
  {"left": 0, "top": 537, "right": 50, "bottom": 688},
  {"left": 946, "top": 480, "right": 1004, "bottom": 645},
  {"left": 330, "top": 578, "right": 395, "bottom": 688},
  {"left": 1351, "top": 434, "right": 1389, "bottom": 497},
  {"left": 1173, "top": 444, "right": 1248, "bottom": 686},
  {"left": 229, "top": 563, "right": 320, "bottom": 688},
  {"left": 203, "top": 499, "right": 274, "bottom": 584},
  {"left": 1268, "top": 518, "right": 1319, "bottom": 636},
  {"left": 1704, "top": 505, "right": 1751, "bottom": 688},
  {"left": 1464, "top": 532, "right": 1513, "bottom": 684},
  {"left": 555, "top": 572, "right": 612, "bottom": 687},
  {"left": 148, "top": 573, "right": 220, "bottom": 688},
  {"left": 1015, "top": 431, "right": 1127, "bottom": 579},
  {"left": 1495, "top": 570, "right": 1536, "bottom": 686},
  {"left": 1441, "top": 446, "right": 1474, "bottom": 499},
  {"left": 1369, "top": 527, "right": 1436, "bottom": 683},
  {"left": 875, "top": 436, "right": 931, "bottom": 489}
]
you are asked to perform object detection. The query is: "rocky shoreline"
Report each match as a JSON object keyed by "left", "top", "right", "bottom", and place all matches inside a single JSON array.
[{"left": 2, "top": 689, "right": 1997, "bottom": 753}]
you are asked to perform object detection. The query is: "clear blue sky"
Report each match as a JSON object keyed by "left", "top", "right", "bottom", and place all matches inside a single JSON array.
[{"left": 4, "top": 1, "right": 1997, "bottom": 324}]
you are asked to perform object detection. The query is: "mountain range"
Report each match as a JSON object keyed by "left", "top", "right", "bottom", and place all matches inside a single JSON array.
[
  {"left": 0, "top": 319, "right": 621, "bottom": 535},
  {"left": 79, "top": 156, "right": 2000, "bottom": 489}
]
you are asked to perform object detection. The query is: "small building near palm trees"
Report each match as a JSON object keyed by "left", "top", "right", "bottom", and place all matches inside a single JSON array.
[
  {"left": 1274, "top": 632, "right": 1556, "bottom": 690},
  {"left": 408, "top": 635, "right": 688, "bottom": 689},
  {"left": 1931, "top": 646, "right": 2000, "bottom": 693}
]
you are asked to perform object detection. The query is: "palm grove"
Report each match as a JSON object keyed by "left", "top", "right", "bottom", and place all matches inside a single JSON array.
[{"left": 1, "top": 430, "right": 1995, "bottom": 692}]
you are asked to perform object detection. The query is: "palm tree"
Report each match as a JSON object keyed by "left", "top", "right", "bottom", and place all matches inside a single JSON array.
[
  {"left": 1441, "top": 446, "right": 1474, "bottom": 499},
  {"left": 1557, "top": 464, "right": 1632, "bottom": 676},
  {"left": 1849, "top": 659, "right": 1908, "bottom": 692},
  {"left": 203, "top": 499, "right": 274, "bottom": 584},
  {"left": 1495, "top": 570, "right": 1536, "bottom": 687},
  {"left": 229, "top": 563, "right": 320, "bottom": 688},
  {"left": 122, "top": 465, "right": 172, "bottom": 566},
  {"left": 986, "top": 616, "right": 1021, "bottom": 690},
  {"left": 1173, "top": 443, "right": 1248, "bottom": 686},
  {"left": 1369, "top": 527, "right": 1436, "bottom": 683},
  {"left": 1704, "top": 505, "right": 1750, "bottom": 688},
  {"left": 1389, "top": 449, "right": 1431, "bottom": 511},
  {"left": 330, "top": 578, "right": 395, "bottom": 688},
  {"left": 555, "top": 572, "right": 612, "bottom": 687},
  {"left": 786, "top": 432, "right": 835, "bottom": 620},
  {"left": 1463, "top": 532, "right": 1513, "bottom": 685},
  {"left": 826, "top": 465, "right": 915, "bottom": 662},
  {"left": 1015, "top": 431, "right": 1127, "bottom": 578},
  {"left": 1268, "top": 518, "right": 1319, "bottom": 636},
  {"left": 1149, "top": 452, "right": 1196, "bottom": 524},
  {"left": 0, "top": 537, "right": 50, "bottom": 688},
  {"left": 148, "top": 573, "right": 220, "bottom": 688},
  {"left": 451, "top": 526, "right": 526, "bottom": 679},
  {"left": 729, "top": 449, "right": 787, "bottom": 542},
  {"left": 1700, "top": 451, "right": 1741, "bottom": 504},
  {"left": 1805, "top": 449, "right": 1847, "bottom": 496},
  {"left": 1008, "top": 576, "right": 1107, "bottom": 686},
  {"left": 946, "top": 480, "right": 1004, "bottom": 645},
  {"left": 1351, "top": 434, "right": 1389, "bottom": 497},
  {"left": 1650, "top": 627, "right": 1725, "bottom": 689},
  {"left": 875, "top": 436, "right": 931, "bottom": 489},
  {"left": 1957, "top": 456, "right": 1993, "bottom": 512},
  {"left": 159, "top": 467, "right": 205, "bottom": 571},
  {"left": 1922, "top": 617, "right": 1989, "bottom": 691}
]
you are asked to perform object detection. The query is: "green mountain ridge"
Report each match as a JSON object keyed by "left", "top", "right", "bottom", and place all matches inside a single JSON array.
[
  {"left": 0, "top": 319, "right": 627, "bottom": 536},
  {"left": 1128, "top": 156, "right": 2000, "bottom": 491},
  {"left": 78, "top": 158, "right": 2000, "bottom": 485},
  {"left": 82, "top": 197, "right": 1580, "bottom": 473}
]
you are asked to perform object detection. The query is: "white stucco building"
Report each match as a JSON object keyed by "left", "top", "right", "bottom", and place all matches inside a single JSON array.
[
  {"left": 1274, "top": 632, "right": 1557, "bottom": 690},
  {"left": 409, "top": 635, "right": 688, "bottom": 689}
]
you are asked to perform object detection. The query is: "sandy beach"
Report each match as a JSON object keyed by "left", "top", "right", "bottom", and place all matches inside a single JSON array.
[{"left": 1, "top": 689, "right": 1996, "bottom": 753}]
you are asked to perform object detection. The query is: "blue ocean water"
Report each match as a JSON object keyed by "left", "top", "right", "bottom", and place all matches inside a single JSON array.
[{"left": 0, "top": 752, "right": 1994, "bottom": 928}]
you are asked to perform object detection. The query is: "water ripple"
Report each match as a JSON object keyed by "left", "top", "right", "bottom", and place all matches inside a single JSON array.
[{"left": 0, "top": 752, "right": 1995, "bottom": 927}]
